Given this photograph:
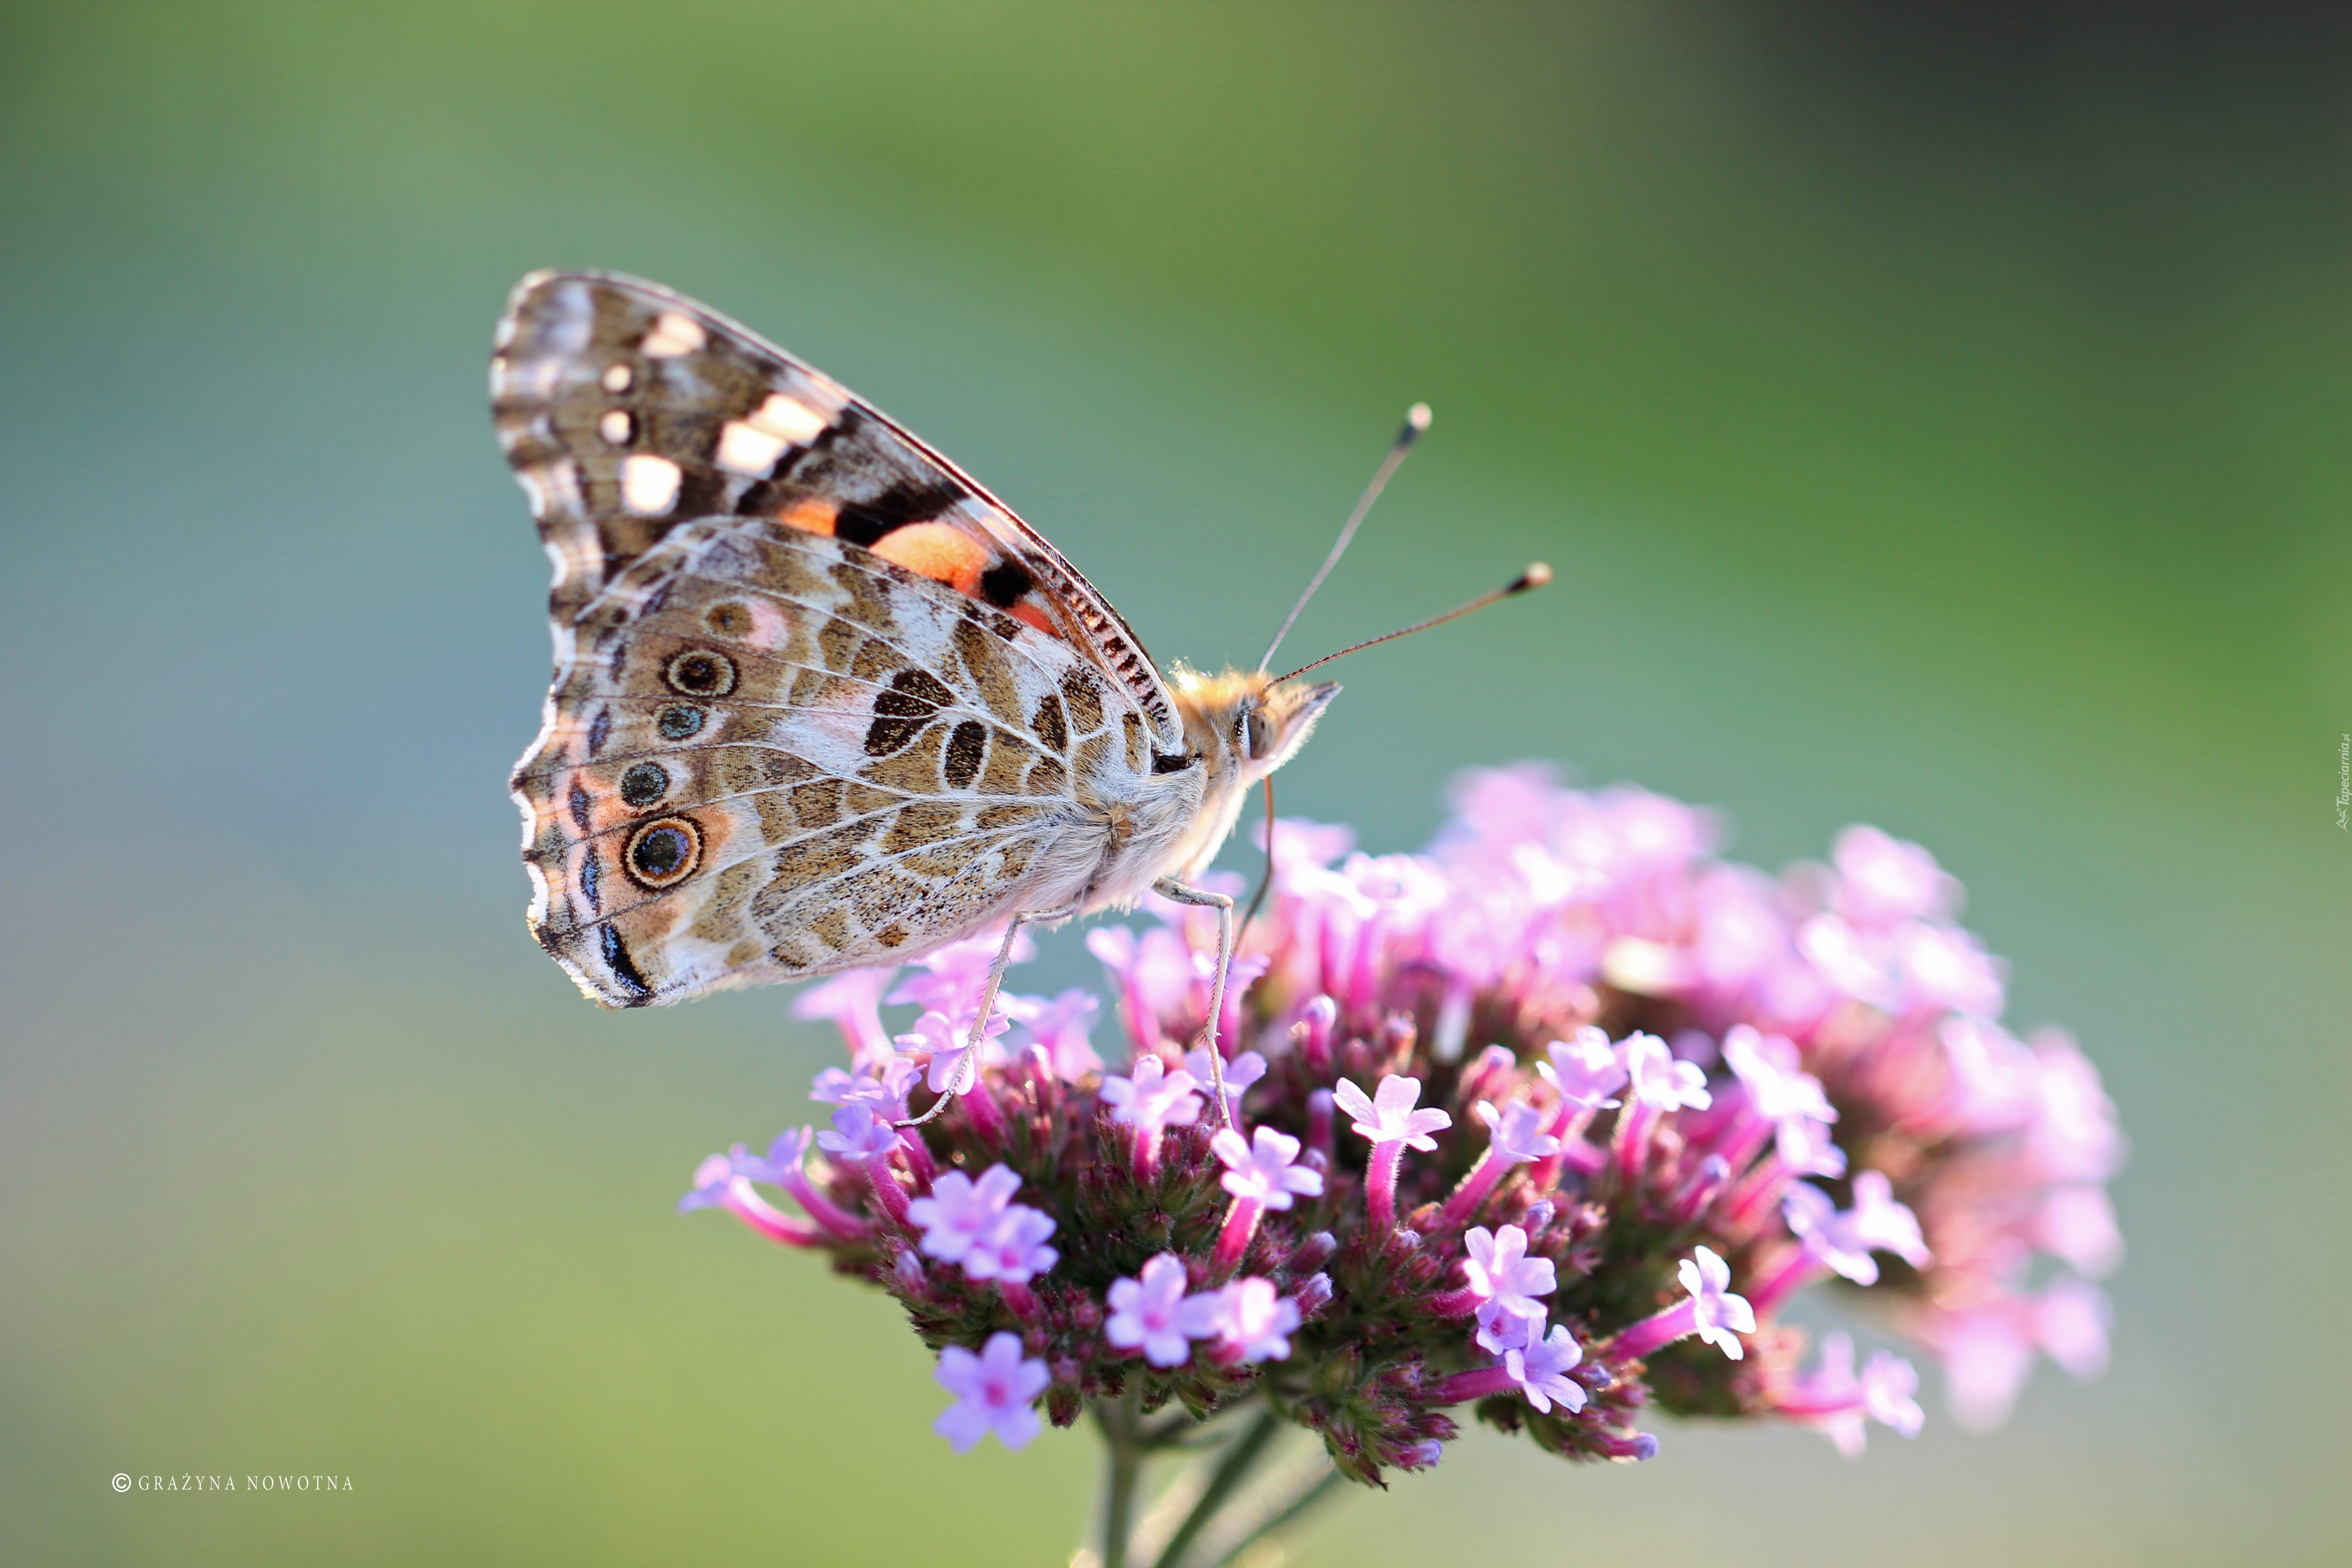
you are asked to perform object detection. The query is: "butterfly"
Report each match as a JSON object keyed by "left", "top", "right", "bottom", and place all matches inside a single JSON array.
[{"left": 491, "top": 271, "right": 1541, "bottom": 1112}]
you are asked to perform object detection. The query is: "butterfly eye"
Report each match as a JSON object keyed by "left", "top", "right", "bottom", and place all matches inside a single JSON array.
[{"left": 1246, "top": 707, "right": 1276, "bottom": 761}]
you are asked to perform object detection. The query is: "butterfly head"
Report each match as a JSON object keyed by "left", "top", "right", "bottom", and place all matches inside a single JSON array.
[{"left": 1170, "top": 668, "right": 1341, "bottom": 784}]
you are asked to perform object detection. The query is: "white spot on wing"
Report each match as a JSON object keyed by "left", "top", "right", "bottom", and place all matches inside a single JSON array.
[
  {"left": 601, "top": 363, "right": 634, "bottom": 393},
  {"left": 641, "top": 312, "right": 706, "bottom": 357},
  {"left": 621, "top": 454, "right": 682, "bottom": 514},
  {"left": 598, "top": 410, "right": 633, "bottom": 445},
  {"left": 715, "top": 420, "right": 789, "bottom": 475},
  {"left": 746, "top": 392, "right": 827, "bottom": 445}
]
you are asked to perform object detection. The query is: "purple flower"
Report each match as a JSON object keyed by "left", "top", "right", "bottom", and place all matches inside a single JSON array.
[
  {"left": 1212, "top": 1126, "right": 1323, "bottom": 1210},
  {"left": 905, "top": 1164, "right": 1023, "bottom": 1264},
  {"left": 1894, "top": 921, "right": 2007, "bottom": 1018},
  {"left": 1332, "top": 1074, "right": 1452, "bottom": 1150},
  {"left": 1833, "top": 826, "right": 1958, "bottom": 927},
  {"left": 960, "top": 1204, "right": 1058, "bottom": 1287},
  {"left": 1783, "top": 1332, "right": 1925, "bottom": 1457},
  {"left": 679, "top": 1144, "right": 764, "bottom": 1212},
  {"left": 2025, "top": 1033, "right": 2125, "bottom": 1183},
  {"left": 2035, "top": 1276, "right": 2113, "bottom": 1381},
  {"left": 1929, "top": 1305, "right": 2038, "bottom": 1431},
  {"left": 1106, "top": 1254, "right": 1222, "bottom": 1368},
  {"left": 811, "top": 1056, "right": 924, "bottom": 1119},
  {"left": 1782, "top": 1182, "right": 1881, "bottom": 1284},
  {"left": 896, "top": 1009, "right": 1012, "bottom": 1096},
  {"left": 791, "top": 966, "right": 897, "bottom": 1068},
  {"left": 1842, "top": 1170, "right": 1931, "bottom": 1267},
  {"left": 1774, "top": 1112, "right": 1848, "bottom": 1179},
  {"left": 1622, "top": 1033, "right": 1712, "bottom": 1112},
  {"left": 1862, "top": 1348, "right": 1925, "bottom": 1438},
  {"left": 1722, "top": 1025, "right": 1836, "bottom": 1126},
  {"left": 1540, "top": 1027, "right": 1626, "bottom": 1109},
  {"left": 932, "top": 1332, "right": 1048, "bottom": 1453},
  {"left": 816, "top": 1103, "right": 902, "bottom": 1160},
  {"left": 1011, "top": 988, "right": 1104, "bottom": 1082},
  {"left": 1679, "top": 1246, "right": 1755, "bottom": 1360},
  {"left": 1474, "top": 1099, "right": 1562, "bottom": 1163},
  {"left": 1100, "top": 1055, "right": 1204, "bottom": 1134},
  {"left": 1461, "top": 1224, "right": 1556, "bottom": 1352},
  {"left": 1502, "top": 1321, "right": 1588, "bottom": 1415},
  {"left": 1202, "top": 1276, "right": 1302, "bottom": 1365},
  {"left": 1186, "top": 1047, "right": 1267, "bottom": 1120},
  {"left": 890, "top": 928, "right": 1035, "bottom": 1025},
  {"left": 2034, "top": 1185, "right": 2125, "bottom": 1276}
]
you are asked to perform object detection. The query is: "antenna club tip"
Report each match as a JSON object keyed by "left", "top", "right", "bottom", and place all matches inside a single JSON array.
[
  {"left": 1396, "top": 402, "right": 1432, "bottom": 447},
  {"left": 1515, "top": 561, "right": 1553, "bottom": 592}
]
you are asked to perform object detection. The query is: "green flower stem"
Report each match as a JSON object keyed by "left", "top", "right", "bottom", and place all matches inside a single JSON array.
[
  {"left": 1152, "top": 1408, "right": 1281, "bottom": 1568},
  {"left": 1094, "top": 1388, "right": 1150, "bottom": 1568}
]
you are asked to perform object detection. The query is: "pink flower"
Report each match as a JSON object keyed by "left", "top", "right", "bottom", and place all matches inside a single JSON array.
[
  {"left": 1336, "top": 1074, "right": 1454, "bottom": 1230},
  {"left": 1833, "top": 826, "right": 1958, "bottom": 927},
  {"left": 905, "top": 1165, "right": 1023, "bottom": 1264},
  {"left": 889, "top": 929, "right": 1035, "bottom": 1024},
  {"left": 1621, "top": 1033, "right": 1712, "bottom": 1112},
  {"left": 1187, "top": 1047, "right": 1267, "bottom": 1120},
  {"left": 933, "top": 1332, "right": 1048, "bottom": 1453},
  {"left": 1106, "top": 1254, "right": 1223, "bottom": 1368},
  {"left": 2035, "top": 1276, "right": 2113, "bottom": 1381},
  {"left": 1200, "top": 1276, "right": 1302, "bottom": 1365},
  {"left": 1894, "top": 921, "right": 2007, "bottom": 1017},
  {"left": 1842, "top": 1170, "right": 1931, "bottom": 1267},
  {"left": 896, "top": 1009, "right": 1012, "bottom": 1096},
  {"left": 816, "top": 1103, "right": 900, "bottom": 1160},
  {"left": 1782, "top": 1182, "right": 1880, "bottom": 1284},
  {"left": 1540, "top": 1027, "right": 1626, "bottom": 1109},
  {"left": 1460, "top": 1224, "right": 1556, "bottom": 1352},
  {"left": 810, "top": 1057, "right": 923, "bottom": 1119},
  {"left": 1680, "top": 1246, "right": 1755, "bottom": 1359},
  {"left": 1781, "top": 1332, "right": 1925, "bottom": 1457},
  {"left": 791, "top": 966, "right": 897, "bottom": 1069},
  {"left": 1721, "top": 1025, "right": 1835, "bottom": 1126},
  {"left": 1474, "top": 1099, "right": 1561, "bottom": 1164},
  {"left": 961, "top": 1205, "right": 1058, "bottom": 1287},
  {"left": 1011, "top": 989, "right": 1105, "bottom": 1082},
  {"left": 1502, "top": 1321, "right": 1587, "bottom": 1415},
  {"left": 1100, "top": 1056, "right": 1204, "bottom": 1137},
  {"left": 1212, "top": 1126, "right": 1324, "bottom": 1209},
  {"left": 1332, "top": 1074, "right": 1452, "bottom": 1150},
  {"left": 2034, "top": 1185, "right": 2125, "bottom": 1276}
]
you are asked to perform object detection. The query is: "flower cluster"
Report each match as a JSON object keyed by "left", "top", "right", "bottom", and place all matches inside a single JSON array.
[{"left": 682, "top": 765, "right": 2122, "bottom": 1479}]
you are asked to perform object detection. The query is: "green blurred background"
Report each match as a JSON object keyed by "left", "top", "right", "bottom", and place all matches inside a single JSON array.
[{"left": 3, "top": 4, "right": 2345, "bottom": 1562}]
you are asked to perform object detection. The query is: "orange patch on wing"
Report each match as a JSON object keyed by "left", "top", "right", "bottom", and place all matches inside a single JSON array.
[
  {"left": 871, "top": 522, "right": 988, "bottom": 594},
  {"left": 777, "top": 499, "right": 839, "bottom": 535},
  {"left": 1010, "top": 601, "right": 1058, "bottom": 638}
]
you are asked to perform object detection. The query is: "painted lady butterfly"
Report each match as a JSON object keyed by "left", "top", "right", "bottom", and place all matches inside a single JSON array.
[{"left": 491, "top": 271, "right": 1540, "bottom": 1115}]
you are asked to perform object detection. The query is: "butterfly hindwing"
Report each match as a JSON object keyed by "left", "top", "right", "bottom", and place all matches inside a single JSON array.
[{"left": 511, "top": 513, "right": 1142, "bottom": 1005}]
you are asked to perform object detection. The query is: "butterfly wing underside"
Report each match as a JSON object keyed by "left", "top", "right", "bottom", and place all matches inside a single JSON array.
[{"left": 491, "top": 271, "right": 1179, "bottom": 1006}]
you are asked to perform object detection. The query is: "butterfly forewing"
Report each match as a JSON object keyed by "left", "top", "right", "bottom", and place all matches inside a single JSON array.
[{"left": 494, "top": 272, "right": 1169, "bottom": 1006}]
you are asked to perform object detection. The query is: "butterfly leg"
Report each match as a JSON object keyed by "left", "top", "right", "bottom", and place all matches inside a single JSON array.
[
  {"left": 1152, "top": 878, "right": 1237, "bottom": 1132},
  {"left": 897, "top": 901, "right": 1082, "bottom": 1129}
]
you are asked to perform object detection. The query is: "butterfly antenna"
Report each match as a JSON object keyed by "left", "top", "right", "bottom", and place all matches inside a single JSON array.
[
  {"left": 1259, "top": 403, "right": 1433, "bottom": 672},
  {"left": 1273, "top": 562, "right": 1552, "bottom": 685}
]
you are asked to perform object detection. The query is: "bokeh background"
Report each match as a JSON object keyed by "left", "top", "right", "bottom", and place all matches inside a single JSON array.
[{"left": 3, "top": 4, "right": 2346, "bottom": 1563}]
